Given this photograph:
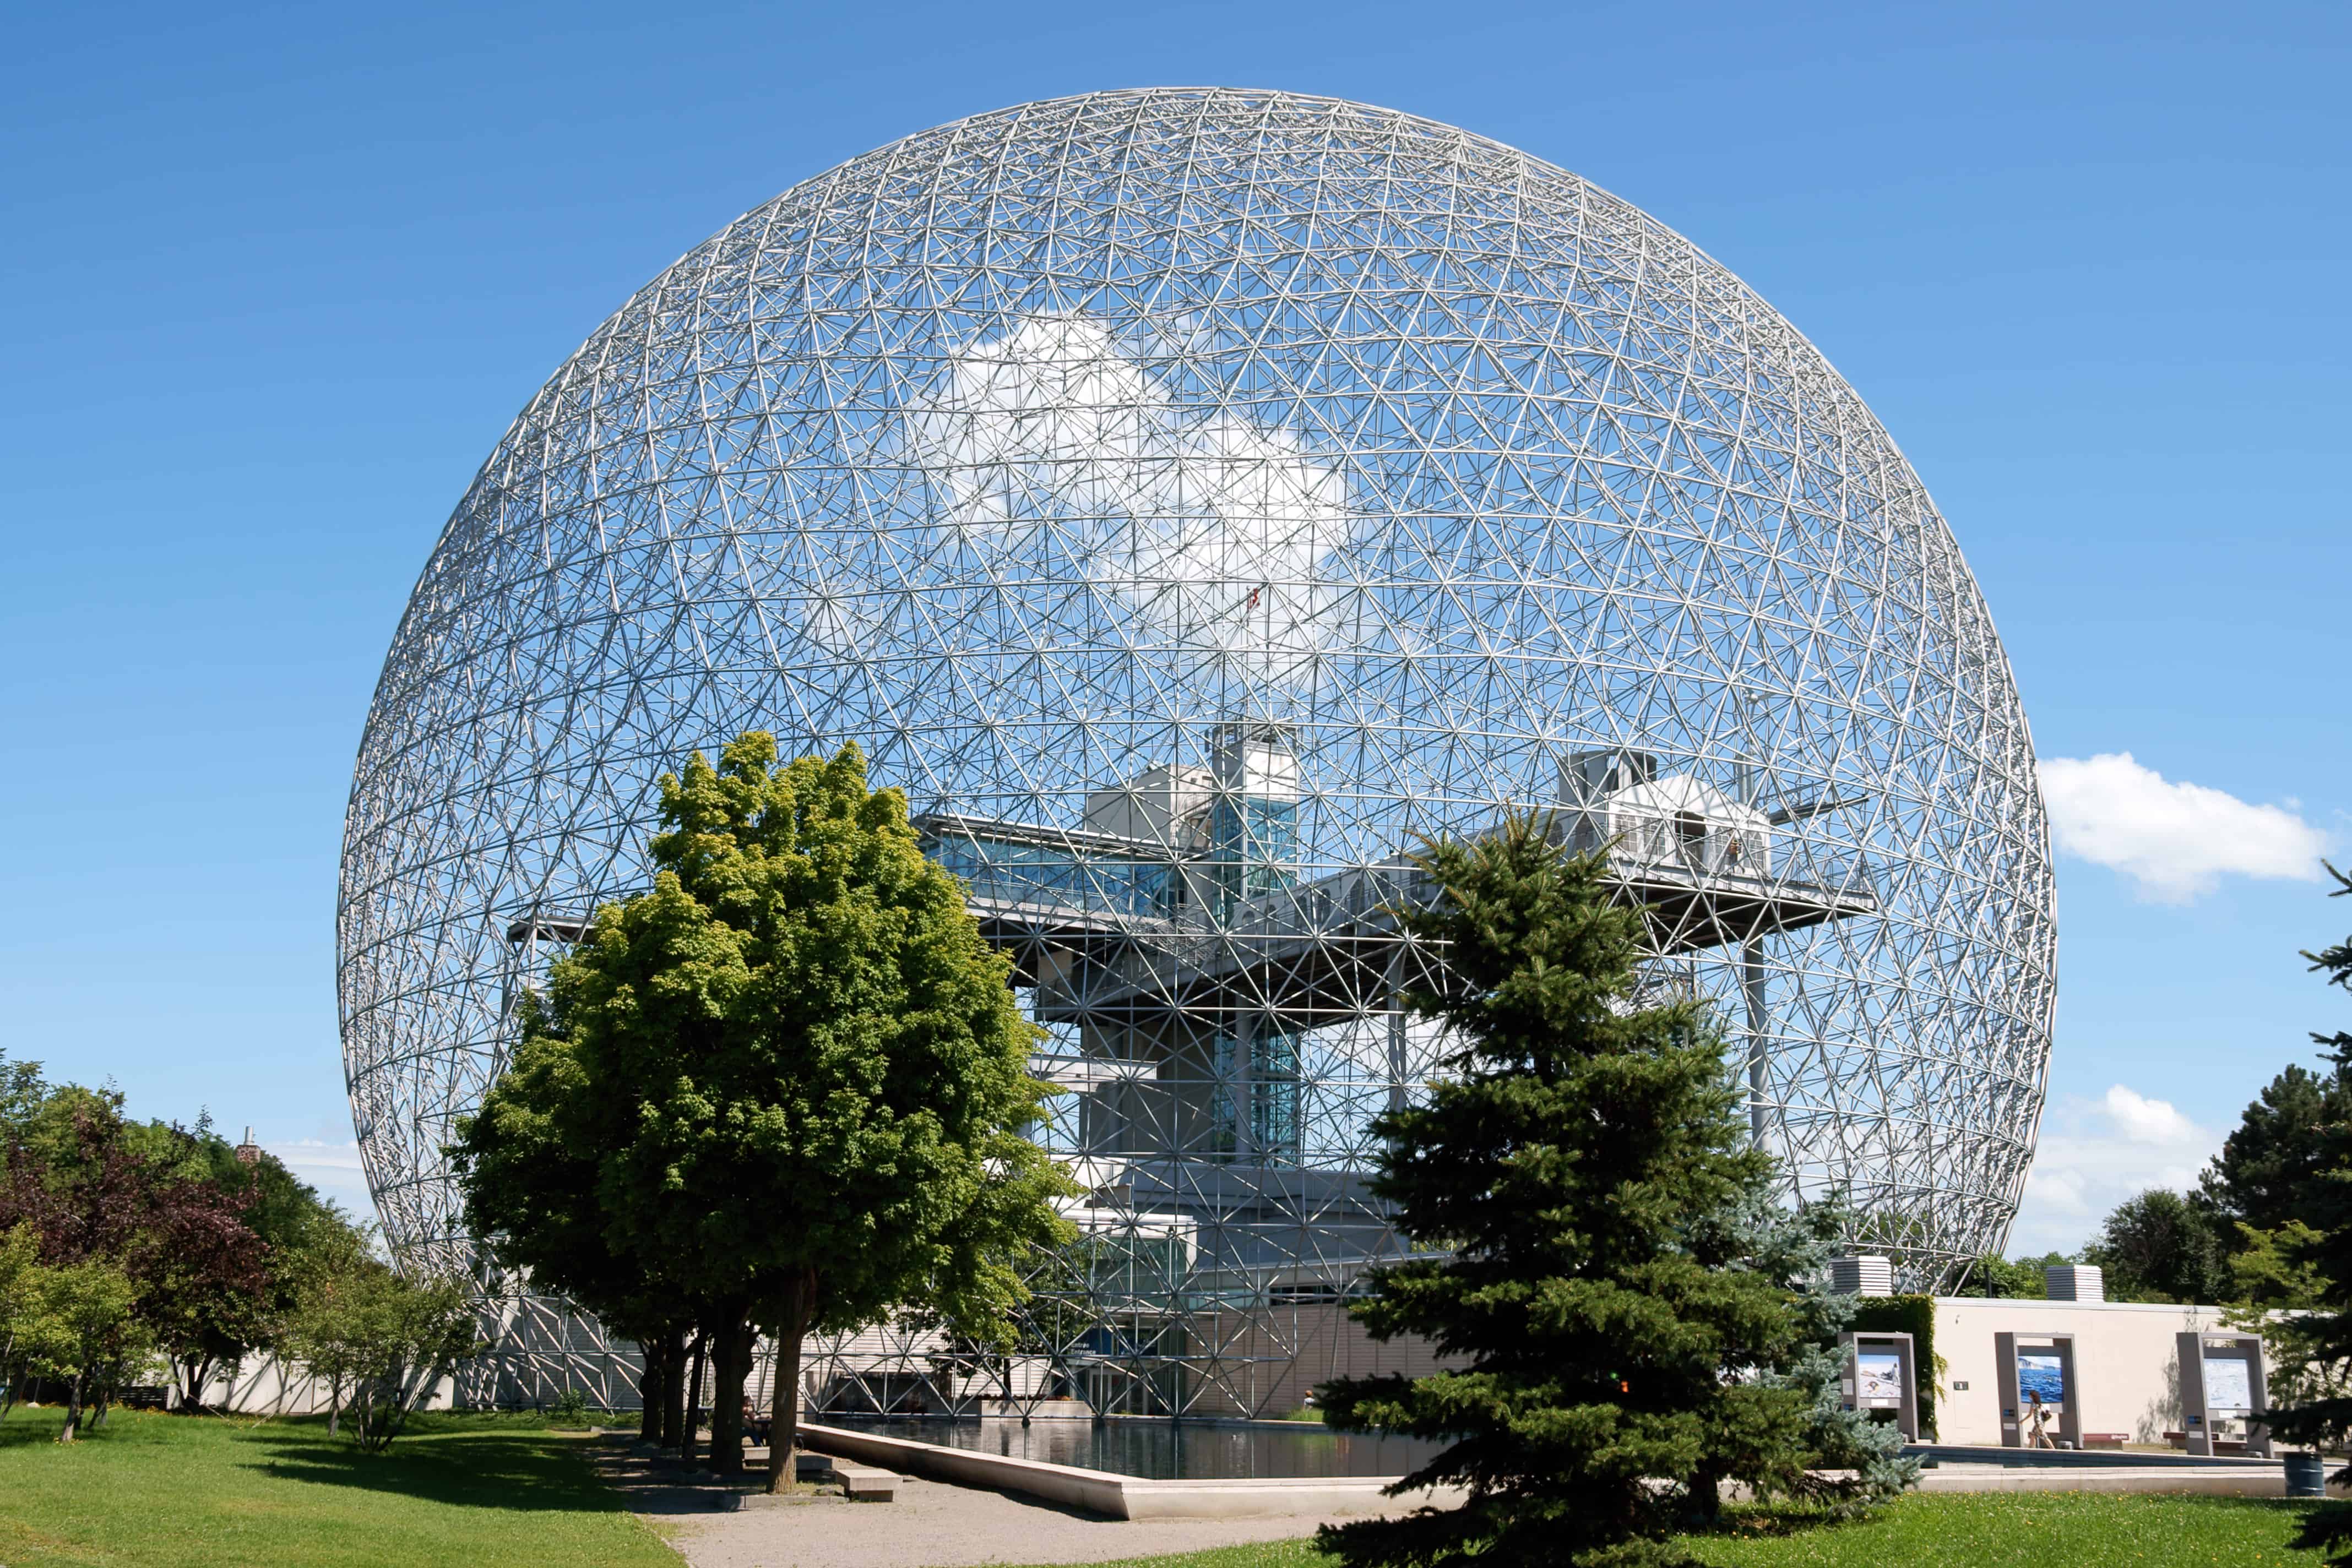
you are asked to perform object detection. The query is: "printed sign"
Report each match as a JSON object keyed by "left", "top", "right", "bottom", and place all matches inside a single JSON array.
[{"left": 2204, "top": 1355, "right": 2255, "bottom": 1416}]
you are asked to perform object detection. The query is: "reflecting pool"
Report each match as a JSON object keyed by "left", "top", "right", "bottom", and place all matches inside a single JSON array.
[{"left": 822, "top": 1415, "right": 1446, "bottom": 1479}]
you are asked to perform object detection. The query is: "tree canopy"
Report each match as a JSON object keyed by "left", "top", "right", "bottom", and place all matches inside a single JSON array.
[
  {"left": 1950, "top": 1251, "right": 2064, "bottom": 1299},
  {"left": 2199, "top": 1058, "right": 2352, "bottom": 1238},
  {"left": 2082, "top": 1189, "right": 2225, "bottom": 1304},
  {"left": 0, "top": 1050, "right": 366, "bottom": 1425},
  {"left": 455, "top": 733, "right": 1073, "bottom": 1489}
]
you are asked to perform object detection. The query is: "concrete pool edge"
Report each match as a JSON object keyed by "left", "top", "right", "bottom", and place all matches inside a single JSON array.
[
  {"left": 794, "top": 1423, "right": 2301, "bottom": 1511},
  {"left": 797, "top": 1421, "right": 1465, "bottom": 1520}
]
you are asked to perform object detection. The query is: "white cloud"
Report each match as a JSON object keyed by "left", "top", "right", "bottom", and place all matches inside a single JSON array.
[
  {"left": 2006, "top": 1084, "right": 2219, "bottom": 1254},
  {"left": 2099, "top": 1083, "right": 2200, "bottom": 1144},
  {"left": 2039, "top": 751, "right": 2331, "bottom": 903},
  {"left": 906, "top": 314, "right": 1356, "bottom": 683},
  {"left": 266, "top": 1139, "right": 381, "bottom": 1226}
]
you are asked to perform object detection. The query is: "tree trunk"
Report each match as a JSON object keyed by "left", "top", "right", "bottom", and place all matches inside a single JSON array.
[
  {"left": 635, "top": 1338, "right": 664, "bottom": 1442},
  {"left": 765, "top": 1269, "right": 817, "bottom": 1495},
  {"left": 59, "top": 1369, "right": 85, "bottom": 1443},
  {"left": 328, "top": 1374, "right": 343, "bottom": 1439},
  {"left": 660, "top": 1327, "right": 688, "bottom": 1449},
  {"left": 708, "top": 1303, "right": 751, "bottom": 1476},
  {"left": 178, "top": 1352, "right": 215, "bottom": 1413},
  {"left": 680, "top": 1329, "right": 708, "bottom": 1462}
]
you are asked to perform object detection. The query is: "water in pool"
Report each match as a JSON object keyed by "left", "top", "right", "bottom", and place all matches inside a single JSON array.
[{"left": 822, "top": 1416, "right": 1447, "bottom": 1479}]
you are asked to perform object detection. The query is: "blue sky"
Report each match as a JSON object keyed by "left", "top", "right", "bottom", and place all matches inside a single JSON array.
[{"left": 2, "top": 0, "right": 2344, "bottom": 1249}]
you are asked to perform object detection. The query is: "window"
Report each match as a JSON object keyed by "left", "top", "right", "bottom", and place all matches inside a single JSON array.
[{"left": 1675, "top": 810, "right": 1708, "bottom": 869}]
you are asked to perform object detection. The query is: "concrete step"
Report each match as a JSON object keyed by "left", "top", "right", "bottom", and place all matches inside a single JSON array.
[{"left": 738, "top": 1446, "right": 900, "bottom": 1501}]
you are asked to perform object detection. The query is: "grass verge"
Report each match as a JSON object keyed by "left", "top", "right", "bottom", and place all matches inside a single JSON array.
[
  {"left": 1013, "top": 1493, "right": 2344, "bottom": 1568},
  {"left": 1688, "top": 1491, "right": 2332, "bottom": 1565},
  {"left": 0, "top": 1407, "right": 676, "bottom": 1568}
]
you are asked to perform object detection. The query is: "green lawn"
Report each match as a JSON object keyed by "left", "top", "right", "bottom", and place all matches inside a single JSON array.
[
  {"left": 1687, "top": 1493, "right": 2331, "bottom": 1566},
  {"left": 1015, "top": 1493, "right": 2345, "bottom": 1568},
  {"left": 0, "top": 1407, "right": 677, "bottom": 1568},
  {"left": 3, "top": 1412, "right": 2342, "bottom": 1568}
]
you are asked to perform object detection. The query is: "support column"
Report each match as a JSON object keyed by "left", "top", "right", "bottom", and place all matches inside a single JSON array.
[
  {"left": 1743, "top": 940, "right": 1769, "bottom": 1148},
  {"left": 1229, "top": 1014, "right": 1255, "bottom": 1162},
  {"left": 1387, "top": 1001, "right": 1408, "bottom": 1119}
]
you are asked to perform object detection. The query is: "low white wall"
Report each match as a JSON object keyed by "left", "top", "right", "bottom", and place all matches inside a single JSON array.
[
  {"left": 198, "top": 1355, "right": 457, "bottom": 1418},
  {"left": 1932, "top": 1297, "right": 2229, "bottom": 1446}
]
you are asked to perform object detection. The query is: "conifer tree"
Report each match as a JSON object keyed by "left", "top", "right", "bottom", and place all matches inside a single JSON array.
[
  {"left": 2198, "top": 1058, "right": 2352, "bottom": 1239},
  {"left": 2256, "top": 865, "right": 2352, "bottom": 1561},
  {"left": 1318, "top": 814, "right": 1905, "bottom": 1568}
]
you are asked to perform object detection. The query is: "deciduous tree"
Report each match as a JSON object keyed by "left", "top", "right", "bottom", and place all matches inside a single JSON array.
[
  {"left": 2084, "top": 1189, "right": 2225, "bottom": 1304},
  {"left": 0, "top": 1054, "right": 366, "bottom": 1412},
  {"left": 455, "top": 735, "right": 1074, "bottom": 1491},
  {"left": 444, "top": 968, "right": 704, "bottom": 1447},
  {"left": 1951, "top": 1251, "right": 2071, "bottom": 1299},
  {"left": 286, "top": 1260, "right": 477, "bottom": 1451},
  {"left": 0, "top": 1222, "right": 42, "bottom": 1423},
  {"left": 137, "top": 1175, "right": 274, "bottom": 1409},
  {"left": 27, "top": 1257, "right": 146, "bottom": 1442}
]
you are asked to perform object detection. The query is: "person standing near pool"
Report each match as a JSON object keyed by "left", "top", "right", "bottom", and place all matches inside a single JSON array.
[{"left": 2025, "top": 1390, "right": 2055, "bottom": 1448}]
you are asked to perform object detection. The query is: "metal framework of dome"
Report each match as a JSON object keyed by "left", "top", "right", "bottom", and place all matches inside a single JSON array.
[{"left": 339, "top": 88, "right": 2057, "bottom": 1413}]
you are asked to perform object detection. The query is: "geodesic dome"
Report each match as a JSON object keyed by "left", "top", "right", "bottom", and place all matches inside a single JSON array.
[{"left": 340, "top": 88, "right": 2055, "bottom": 1398}]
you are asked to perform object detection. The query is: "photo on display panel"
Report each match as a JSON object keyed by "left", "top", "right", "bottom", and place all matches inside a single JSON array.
[
  {"left": 1855, "top": 1351, "right": 1904, "bottom": 1408},
  {"left": 2017, "top": 1352, "right": 2066, "bottom": 1407}
]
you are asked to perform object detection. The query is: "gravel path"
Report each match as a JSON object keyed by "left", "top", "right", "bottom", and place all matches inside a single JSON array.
[
  {"left": 594, "top": 1443, "right": 1369, "bottom": 1568},
  {"left": 662, "top": 1474, "right": 1349, "bottom": 1568}
]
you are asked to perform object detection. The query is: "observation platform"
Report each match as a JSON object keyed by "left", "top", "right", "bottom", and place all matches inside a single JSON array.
[
  {"left": 907, "top": 819, "right": 1880, "bottom": 1025},
  {"left": 504, "top": 820, "right": 1877, "bottom": 1025}
]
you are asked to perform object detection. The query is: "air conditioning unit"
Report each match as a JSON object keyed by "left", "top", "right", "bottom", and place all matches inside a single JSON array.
[
  {"left": 1829, "top": 1255, "right": 1895, "bottom": 1297},
  {"left": 2045, "top": 1264, "right": 2104, "bottom": 1303}
]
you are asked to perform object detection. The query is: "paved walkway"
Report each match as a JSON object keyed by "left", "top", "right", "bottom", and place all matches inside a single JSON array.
[{"left": 594, "top": 1444, "right": 1364, "bottom": 1568}]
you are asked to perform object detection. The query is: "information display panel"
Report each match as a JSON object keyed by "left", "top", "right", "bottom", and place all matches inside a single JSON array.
[
  {"left": 1840, "top": 1331, "right": 1919, "bottom": 1441},
  {"left": 1994, "top": 1331, "right": 2081, "bottom": 1450}
]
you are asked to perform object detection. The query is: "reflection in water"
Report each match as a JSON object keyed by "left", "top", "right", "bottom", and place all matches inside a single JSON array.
[{"left": 822, "top": 1415, "right": 1446, "bottom": 1479}]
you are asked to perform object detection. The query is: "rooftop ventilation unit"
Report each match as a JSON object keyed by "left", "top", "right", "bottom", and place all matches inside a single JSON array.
[
  {"left": 1830, "top": 1255, "right": 1896, "bottom": 1297},
  {"left": 2045, "top": 1265, "right": 2104, "bottom": 1303}
]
